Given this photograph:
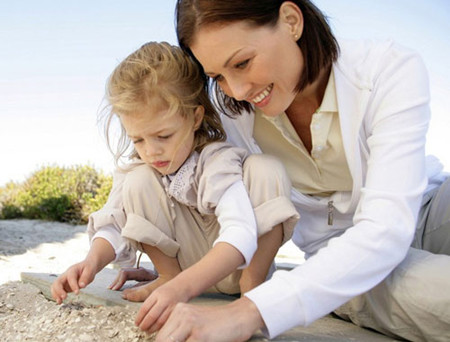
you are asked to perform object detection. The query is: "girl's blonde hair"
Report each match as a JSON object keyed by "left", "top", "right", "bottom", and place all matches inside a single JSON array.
[{"left": 102, "top": 41, "right": 226, "bottom": 167}]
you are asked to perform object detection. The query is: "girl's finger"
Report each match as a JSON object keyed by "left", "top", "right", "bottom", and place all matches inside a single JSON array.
[
  {"left": 135, "top": 295, "right": 157, "bottom": 327},
  {"left": 66, "top": 268, "right": 80, "bottom": 294},
  {"left": 147, "top": 304, "right": 173, "bottom": 334}
]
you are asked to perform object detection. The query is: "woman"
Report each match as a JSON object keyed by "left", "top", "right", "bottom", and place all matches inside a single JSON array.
[{"left": 153, "top": 1, "right": 450, "bottom": 341}]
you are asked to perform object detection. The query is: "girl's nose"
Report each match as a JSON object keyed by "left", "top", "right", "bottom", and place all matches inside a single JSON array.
[{"left": 145, "top": 141, "right": 162, "bottom": 157}]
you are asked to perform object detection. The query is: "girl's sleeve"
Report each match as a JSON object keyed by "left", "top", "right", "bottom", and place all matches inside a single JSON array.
[
  {"left": 213, "top": 180, "right": 257, "bottom": 269},
  {"left": 87, "top": 169, "right": 136, "bottom": 267},
  {"left": 245, "top": 42, "right": 430, "bottom": 338},
  {"left": 196, "top": 143, "right": 257, "bottom": 268}
]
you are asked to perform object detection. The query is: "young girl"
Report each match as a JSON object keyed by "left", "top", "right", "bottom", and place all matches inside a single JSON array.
[{"left": 51, "top": 42, "right": 298, "bottom": 331}]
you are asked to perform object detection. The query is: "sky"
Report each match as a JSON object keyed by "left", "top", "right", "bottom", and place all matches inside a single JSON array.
[{"left": 0, "top": 0, "right": 449, "bottom": 187}]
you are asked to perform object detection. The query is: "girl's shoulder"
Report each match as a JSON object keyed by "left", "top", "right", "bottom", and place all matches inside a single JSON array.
[
  {"left": 195, "top": 142, "right": 249, "bottom": 215},
  {"left": 198, "top": 142, "right": 249, "bottom": 162}
]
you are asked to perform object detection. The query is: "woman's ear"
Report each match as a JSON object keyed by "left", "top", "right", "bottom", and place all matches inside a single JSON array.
[
  {"left": 193, "top": 105, "right": 205, "bottom": 130},
  {"left": 279, "top": 1, "right": 304, "bottom": 41}
]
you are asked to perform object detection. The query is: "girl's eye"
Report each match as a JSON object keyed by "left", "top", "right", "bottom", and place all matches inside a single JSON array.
[
  {"left": 133, "top": 138, "right": 143, "bottom": 144},
  {"left": 235, "top": 59, "right": 250, "bottom": 69},
  {"left": 158, "top": 134, "right": 172, "bottom": 140}
]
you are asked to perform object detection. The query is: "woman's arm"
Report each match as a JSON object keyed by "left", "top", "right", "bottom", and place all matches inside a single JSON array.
[{"left": 245, "top": 41, "right": 431, "bottom": 337}]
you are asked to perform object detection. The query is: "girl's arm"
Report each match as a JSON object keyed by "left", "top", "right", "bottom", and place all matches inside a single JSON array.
[
  {"left": 135, "top": 241, "right": 244, "bottom": 333},
  {"left": 136, "top": 180, "right": 257, "bottom": 332},
  {"left": 87, "top": 167, "right": 141, "bottom": 268},
  {"left": 134, "top": 180, "right": 256, "bottom": 333}
]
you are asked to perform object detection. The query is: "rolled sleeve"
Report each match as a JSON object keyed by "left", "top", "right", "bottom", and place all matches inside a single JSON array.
[
  {"left": 121, "top": 213, "right": 181, "bottom": 258},
  {"left": 92, "top": 225, "right": 135, "bottom": 267},
  {"left": 214, "top": 180, "right": 257, "bottom": 268}
]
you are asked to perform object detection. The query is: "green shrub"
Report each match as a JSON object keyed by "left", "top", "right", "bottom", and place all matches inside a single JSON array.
[{"left": 0, "top": 165, "right": 112, "bottom": 224}]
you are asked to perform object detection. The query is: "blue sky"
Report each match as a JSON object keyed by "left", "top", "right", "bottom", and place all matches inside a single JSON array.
[{"left": 1, "top": 0, "right": 449, "bottom": 186}]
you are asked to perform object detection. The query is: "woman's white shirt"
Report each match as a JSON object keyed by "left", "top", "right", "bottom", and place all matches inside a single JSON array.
[{"left": 223, "top": 39, "right": 436, "bottom": 337}]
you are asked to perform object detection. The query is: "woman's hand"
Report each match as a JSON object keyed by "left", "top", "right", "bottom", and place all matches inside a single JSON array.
[
  {"left": 109, "top": 267, "right": 158, "bottom": 291},
  {"left": 155, "top": 297, "right": 265, "bottom": 342}
]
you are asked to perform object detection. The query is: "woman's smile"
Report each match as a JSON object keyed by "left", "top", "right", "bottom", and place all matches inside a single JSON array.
[
  {"left": 191, "top": 20, "right": 303, "bottom": 117},
  {"left": 251, "top": 83, "right": 274, "bottom": 107}
]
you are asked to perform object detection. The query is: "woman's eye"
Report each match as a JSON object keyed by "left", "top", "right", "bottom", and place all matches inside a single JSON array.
[
  {"left": 212, "top": 74, "right": 224, "bottom": 82},
  {"left": 133, "top": 138, "right": 143, "bottom": 144},
  {"left": 158, "top": 134, "right": 172, "bottom": 140},
  {"left": 235, "top": 59, "right": 250, "bottom": 69}
]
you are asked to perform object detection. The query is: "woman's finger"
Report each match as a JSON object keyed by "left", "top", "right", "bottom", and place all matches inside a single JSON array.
[{"left": 155, "top": 303, "right": 192, "bottom": 342}]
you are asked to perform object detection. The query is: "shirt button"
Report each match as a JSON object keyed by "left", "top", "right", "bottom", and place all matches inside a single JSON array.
[{"left": 311, "top": 145, "right": 325, "bottom": 159}]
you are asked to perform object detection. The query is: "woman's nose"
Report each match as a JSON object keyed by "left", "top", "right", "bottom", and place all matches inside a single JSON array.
[{"left": 224, "top": 77, "right": 252, "bottom": 102}]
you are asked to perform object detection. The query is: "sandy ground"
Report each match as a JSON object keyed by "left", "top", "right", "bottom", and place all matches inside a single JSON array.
[
  {"left": 0, "top": 219, "right": 304, "bottom": 342},
  {"left": 0, "top": 219, "right": 155, "bottom": 342}
]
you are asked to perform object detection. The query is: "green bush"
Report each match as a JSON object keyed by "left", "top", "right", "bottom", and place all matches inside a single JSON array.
[{"left": 0, "top": 165, "right": 112, "bottom": 224}]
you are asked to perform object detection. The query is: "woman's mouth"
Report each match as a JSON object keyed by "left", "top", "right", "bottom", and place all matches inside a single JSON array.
[{"left": 251, "top": 84, "right": 273, "bottom": 105}]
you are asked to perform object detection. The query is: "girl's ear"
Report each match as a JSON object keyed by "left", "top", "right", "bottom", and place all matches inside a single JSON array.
[
  {"left": 279, "top": 1, "right": 304, "bottom": 41},
  {"left": 193, "top": 105, "right": 205, "bottom": 130}
]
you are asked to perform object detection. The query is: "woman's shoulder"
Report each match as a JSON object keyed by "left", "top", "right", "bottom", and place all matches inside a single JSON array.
[
  {"left": 338, "top": 38, "right": 419, "bottom": 63},
  {"left": 335, "top": 38, "right": 426, "bottom": 88}
]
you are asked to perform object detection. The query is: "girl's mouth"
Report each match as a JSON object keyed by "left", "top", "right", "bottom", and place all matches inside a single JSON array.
[{"left": 152, "top": 161, "right": 169, "bottom": 168}]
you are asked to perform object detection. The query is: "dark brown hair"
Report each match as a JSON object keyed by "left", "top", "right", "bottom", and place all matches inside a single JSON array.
[{"left": 175, "top": 0, "right": 339, "bottom": 115}]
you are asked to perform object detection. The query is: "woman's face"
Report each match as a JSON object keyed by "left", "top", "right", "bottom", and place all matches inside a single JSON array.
[{"left": 190, "top": 20, "right": 303, "bottom": 117}]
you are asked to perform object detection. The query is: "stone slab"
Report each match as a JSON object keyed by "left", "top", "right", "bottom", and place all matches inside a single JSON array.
[{"left": 22, "top": 269, "right": 398, "bottom": 341}]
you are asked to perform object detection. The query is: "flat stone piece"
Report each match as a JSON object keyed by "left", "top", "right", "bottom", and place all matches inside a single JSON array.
[{"left": 22, "top": 269, "right": 398, "bottom": 341}]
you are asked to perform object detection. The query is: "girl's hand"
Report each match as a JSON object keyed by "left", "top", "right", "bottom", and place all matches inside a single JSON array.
[
  {"left": 135, "top": 279, "right": 190, "bottom": 334},
  {"left": 51, "top": 237, "right": 115, "bottom": 304},
  {"left": 50, "top": 260, "right": 97, "bottom": 304},
  {"left": 109, "top": 267, "right": 158, "bottom": 291},
  {"left": 155, "top": 297, "right": 264, "bottom": 342}
]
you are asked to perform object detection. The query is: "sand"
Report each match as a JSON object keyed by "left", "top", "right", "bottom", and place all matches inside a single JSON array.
[
  {"left": 0, "top": 219, "right": 305, "bottom": 342},
  {"left": 0, "top": 219, "right": 155, "bottom": 342}
]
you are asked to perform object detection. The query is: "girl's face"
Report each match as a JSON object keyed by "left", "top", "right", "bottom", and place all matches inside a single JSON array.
[
  {"left": 120, "top": 103, "right": 203, "bottom": 175},
  {"left": 190, "top": 19, "right": 303, "bottom": 117}
]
